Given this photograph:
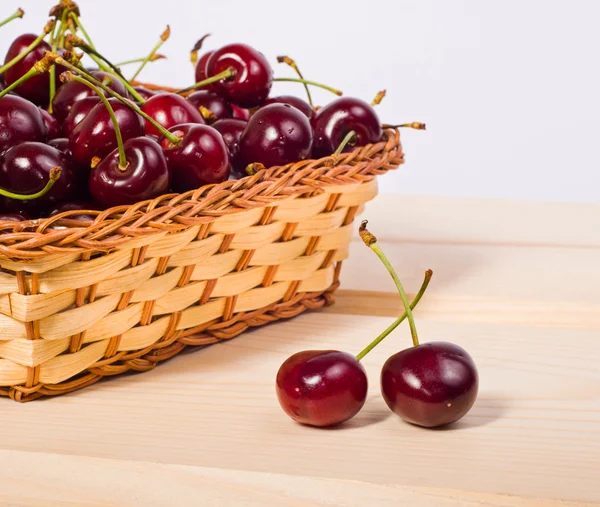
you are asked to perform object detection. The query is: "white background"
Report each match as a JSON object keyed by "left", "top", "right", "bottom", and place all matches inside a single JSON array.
[{"left": 0, "top": 0, "right": 598, "bottom": 203}]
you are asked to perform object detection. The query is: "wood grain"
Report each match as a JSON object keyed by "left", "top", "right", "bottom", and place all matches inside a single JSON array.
[{"left": 0, "top": 194, "right": 598, "bottom": 506}]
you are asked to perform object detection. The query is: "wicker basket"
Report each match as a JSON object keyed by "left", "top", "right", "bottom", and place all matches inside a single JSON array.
[{"left": 0, "top": 126, "right": 403, "bottom": 402}]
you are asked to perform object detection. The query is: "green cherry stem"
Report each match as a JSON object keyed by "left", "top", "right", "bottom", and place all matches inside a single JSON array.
[
  {"left": 0, "top": 53, "right": 55, "bottom": 99},
  {"left": 0, "top": 167, "right": 61, "bottom": 201},
  {"left": 130, "top": 25, "right": 170, "bottom": 82},
  {"left": 0, "top": 20, "right": 55, "bottom": 76},
  {"left": 63, "top": 72, "right": 128, "bottom": 169},
  {"left": 52, "top": 54, "right": 181, "bottom": 144},
  {"left": 115, "top": 54, "right": 166, "bottom": 67},
  {"left": 276, "top": 55, "right": 313, "bottom": 107},
  {"left": 175, "top": 67, "right": 236, "bottom": 94},
  {"left": 359, "top": 220, "right": 420, "bottom": 347},
  {"left": 272, "top": 77, "right": 342, "bottom": 96},
  {"left": 68, "top": 13, "right": 96, "bottom": 49},
  {"left": 48, "top": 10, "right": 68, "bottom": 112},
  {"left": 355, "top": 269, "right": 432, "bottom": 361},
  {"left": 333, "top": 130, "right": 357, "bottom": 157},
  {"left": 0, "top": 8, "right": 25, "bottom": 29}
]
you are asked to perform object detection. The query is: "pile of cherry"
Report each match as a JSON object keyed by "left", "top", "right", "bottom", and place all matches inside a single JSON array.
[{"left": 0, "top": 1, "right": 423, "bottom": 223}]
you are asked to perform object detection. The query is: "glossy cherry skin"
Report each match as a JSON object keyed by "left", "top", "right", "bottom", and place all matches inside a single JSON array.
[
  {"left": 381, "top": 342, "right": 479, "bottom": 428},
  {"left": 69, "top": 98, "right": 145, "bottom": 168},
  {"left": 194, "top": 50, "right": 216, "bottom": 92},
  {"left": 276, "top": 350, "right": 368, "bottom": 427},
  {"left": 133, "top": 86, "right": 158, "bottom": 100},
  {"left": 206, "top": 43, "right": 273, "bottom": 108},
  {"left": 160, "top": 123, "right": 230, "bottom": 192},
  {"left": 187, "top": 90, "right": 233, "bottom": 123},
  {"left": 39, "top": 108, "right": 60, "bottom": 139},
  {"left": 264, "top": 95, "right": 313, "bottom": 118},
  {"left": 0, "top": 212, "right": 29, "bottom": 222},
  {"left": 141, "top": 92, "right": 205, "bottom": 137},
  {"left": 239, "top": 103, "right": 312, "bottom": 169},
  {"left": 0, "top": 95, "right": 48, "bottom": 153},
  {"left": 60, "top": 96, "right": 100, "bottom": 137},
  {"left": 52, "top": 71, "right": 128, "bottom": 124},
  {"left": 47, "top": 137, "right": 69, "bottom": 152},
  {"left": 0, "top": 141, "right": 76, "bottom": 212},
  {"left": 311, "top": 97, "right": 382, "bottom": 159},
  {"left": 89, "top": 137, "right": 170, "bottom": 208},
  {"left": 212, "top": 118, "right": 247, "bottom": 177},
  {"left": 231, "top": 104, "right": 251, "bottom": 121}
]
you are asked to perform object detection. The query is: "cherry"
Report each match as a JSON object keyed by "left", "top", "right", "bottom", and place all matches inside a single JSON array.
[
  {"left": 49, "top": 201, "right": 98, "bottom": 221},
  {"left": 358, "top": 221, "right": 478, "bottom": 428},
  {"left": 264, "top": 95, "right": 313, "bottom": 119},
  {"left": 48, "top": 138, "right": 69, "bottom": 152},
  {"left": 160, "top": 123, "right": 230, "bottom": 192},
  {"left": 205, "top": 43, "right": 273, "bottom": 108},
  {"left": 311, "top": 97, "right": 382, "bottom": 159},
  {"left": 194, "top": 50, "right": 216, "bottom": 93},
  {"left": 187, "top": 90, "right": 233, "bottom": 123},
  {"left": 60, "top": 96, "right": 100, "bottom": 137},
  {"left": 212, "top": 118, "right": 247, "bottom": 177},
  {"left": 38, "top": 107, "right": 60, "bottom": 139},
  {"left": 69, "top": 97, "right": 144, "bottom": 167},
  {"left": 276, "top": 351, "right": 368, "bottom": 427},
  {"left": 231, "top": 104, "right": 251, "bottom": 121},
  {"left": 0, "top": 212, "right": 28, "bottom": 222},
  {"left": 133, "top": 85, "right": 157, "bottom": 100},
  {"left": 89, "top": 137, "right": 170, "bottom": 207},
  {"left": 52, "top": 70, "right": 128, "bottom": 124},
  {"left": 0, "top": 94, "right": 48, "bottom": 153},
  {"left": 239, "top": 103, "right": 312, "bottom": 171},
  {"left": 140, "top": 92, "right": 205, "bottom": 137}
]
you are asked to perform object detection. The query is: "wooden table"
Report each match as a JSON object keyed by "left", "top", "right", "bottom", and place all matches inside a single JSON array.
[{"left": 1, "top": 194, "right": 599, "bottom": 506}]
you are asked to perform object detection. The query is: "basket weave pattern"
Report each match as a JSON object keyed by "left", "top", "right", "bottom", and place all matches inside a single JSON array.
[{"left": 0, "top": 129, "right": 403, "bottom": 402}]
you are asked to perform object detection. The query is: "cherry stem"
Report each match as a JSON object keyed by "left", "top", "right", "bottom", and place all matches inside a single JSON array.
[
  {"left": 371, "top": 90, "right": 386, "bottom": 106},
  {"left": 0, "top": 20, "right": 54, "bottom": 76},
  {"left": 130, "top": 25, "right": 170, "bottom": 82},
  {"left": 199, "top": 105, "right": 216, "bottom": 122},
  {"left": 48, "top": 11, "right": 68, "bottom": 113},
  {"left": 0, "top": 8, "right": 25, "bottom": 29},
  {"left": 68, "top": 13, "right": 96, "bottom": 49},
  {"left": 384, "top": 122, "right": 427, "bottom": 131},
  {"left": 276, "top": 55, "right": 313, "bottom": 107},
  {"left": 52, "top": 53, "right": 181, "bottom": 144},
  {"left": 355, "top": 269, "right": 432, "bottom": 361},
  {"left": 333, "top": 130, "right": 357, "bottom": 157},
  {"left": 64, "top": 72, "right": 128, "bottom": 169},
  {"left": 115, "top": 54, "right": 166, "bottom": 67},
  {"left": 359, "top": 220, "right": 420, "bottom": 347},
  {"left": 0, "top": 167, "right": 61, "bottom": 201},
  {"left": 175, "top": 67, "right": 236, "bottom": 94},
  {"left": 0, "top": 54, "right": 54, "bottom": 99},
  {"left": 190, "top": 33, "right": 211, "bottom": 66},
  {"left": 273, "top": 77, "right": 342, "bottom": 96}
]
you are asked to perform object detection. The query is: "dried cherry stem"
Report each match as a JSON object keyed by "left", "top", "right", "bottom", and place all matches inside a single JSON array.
[
  {"left": 65, "top": 34, "right": 145, "bottom": 103},
  {"left": 333, "top": 130, "right": 357, "bottom": 157},
  {"left": 371, "top": 90, "right": 386, "bottom": 106},
  {"left": 0, "top": 8, "right": 25, "bottom": 29},
  {"left": 175, "top": 68, "right": 236, "bottom": 94},
  {"left": 190, "top": 33, "right": 210, "bottom": 66},
  {"left": 52, "top": 53, "right": 181, "bottom": 144},
  {"left": 273, "top": 77, "right": 342, "bottom": 96},
  {"left": 384, "top": 122, "right": 427, "bottom": 130},
  {"left": 276, "top": 55, "right": 313, "bottom": 107},
  {"left": 62, "top": 72, "right": 128, "bottom": 169},
  {"left": 359, "top": 220, "right": 421, "bottom": 347},
  {"left": 115, "top": 54, "right": 166, "bottom": 67},
  {"left": 0, "top": 167, "right": 61, "bottom": 201},
  {"left": 130, "top": 25, "right": 170, "bottom": 82},
  {"left": 0, "top": 53, "right": 55, "bottom": 99},
  {"left": 355, "top": 269, "right": 432, "bottom": 361},
  {"left": 0, "top": 20, "right": 55, "bottom": 76},
  {"left": 199, "top": 106, "right": 217, "bottom": 122}
]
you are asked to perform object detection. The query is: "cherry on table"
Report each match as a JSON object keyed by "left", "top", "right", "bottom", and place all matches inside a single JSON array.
[
  {"left": 212, "top": 118, "right": 247, "bottom": 177},
  {"left": 141, "top": 92, "right": 205, "bottom": 137},
  {"left": 0, "top": 94, "right": 48, "bottom": 153}
]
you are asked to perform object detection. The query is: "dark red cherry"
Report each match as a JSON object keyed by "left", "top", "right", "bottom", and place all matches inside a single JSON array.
[
  {"left": 48, "top": 137, "right": 69, "bottom": 152},
  {"left": 38, "top": 108, "right": 60, "bottom": 139},
  {"left": 141, "top": 92, "right": 205, "bottom": 137},
  {"left": 206, "top": 43, "right": 273, "bottom": 108},
  {"left": 0, "top": 212, "right": 29, "bottom": 222},
  {"left": 264, "top": 95, "right": 313, "bottom": 118},
  {"left": 187, "top": 90, "right": 233, "bottom": 123},
  {"left": 69, "top": 98, "right": 145, "bottom": 168},
  {"left": 48, "top": 201, "right": 98, "bottom": 221},
  {"left": 381, "top": 341, "right": 479, "bottom": 428},
  {"left": 194, "top": 50, "right": 216, "bottom": 92},
  {"left": 231, "top": 104, "right": 251, "bottom": 121},
  {"left": 239, "top": 103, "right": 312, "bottom": 169},
  {"left": 0, "top": 95, "right": 47, "bottom": 153},
  {"left": 160, "top": 123, "right": 230, "bottom": 192},
  {"left": 133, "top": 85, "right": 157, "bottom": 100},
  {"left": 276, "top": 350, "right": 368, "bottom": 427},
  {"left": 89, "top": 137, "right": 170, "bottom": 208},
  {"left": 311, "top": 97, "right": 382, "bottom": 159},
  {"left": 52, "top": 70, "right": 128, "bottom": 124},
  {"left": 212, "top": 118, "right": 247, "bottom": 178},
  {"left": 0, "top": 141, "right": 75, "bottom": 211},
  {"left": 60, "top": 96, "right": 100, "bottom": 137}
]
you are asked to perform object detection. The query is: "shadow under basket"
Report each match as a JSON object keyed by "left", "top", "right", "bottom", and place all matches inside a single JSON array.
[{"left": 0, "top": 128, "right": 404, "bottom": 402}]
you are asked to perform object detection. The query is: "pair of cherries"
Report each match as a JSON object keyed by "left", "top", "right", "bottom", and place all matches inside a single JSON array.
[{"left": 276, "top": 221, "right": 479, "bottom": 429}]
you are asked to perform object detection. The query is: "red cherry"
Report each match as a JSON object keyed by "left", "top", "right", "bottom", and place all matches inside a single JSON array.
[
  {"left": 206, "top": 43, "right": 273, "bottom": 108},
  {"left": 160, "top": 123, "right": 230, "bottom": 192},
  {"left": 212, "top": 118, "right": 247, "bottom": 177},
  {"left": 264, "top": 95, "right": 313, "bottom": 118},
  {"left": 89, "top": 137, "right": 170, "bottom": 208},
  {"left": 48, "top": 137, "right": 69, "bottom": 152},
  {"left": 38, "top": 107, "right": 60, "bottom": 140},
  {"left": 0, "top": 212, "right": 28, "bottom": 222},
  {"left": 381, "top": 342, "right": 479, "bottom": 428},
  {"left": 141, "top": 92, "right": 205, "bottom": 137},
  {"left": 276, "top": 350, "right": 368, "bottom": 427},
  {"left": 0, "top": 95, "right": 48, "bottom": 153},
  {"left": 239, "top": 103, "right": 312, "bottom": 169},
  {"left": 49, "top": 201, "right": 99, "bottom": 221},
  {"left": 187, "top": 90, "right": 233, "bottom": 123},
  {"left": 194, "top": 50, "right": 216, "bottom": 92},
  {"left": 231, "top": 104, "right": 251, "bottom": 121},
  {"left": 60, "top": 96, "right": 100, "bottom": 137},
  {"left": 133, "top": 85, "right": 158, "bottom": 100}
]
